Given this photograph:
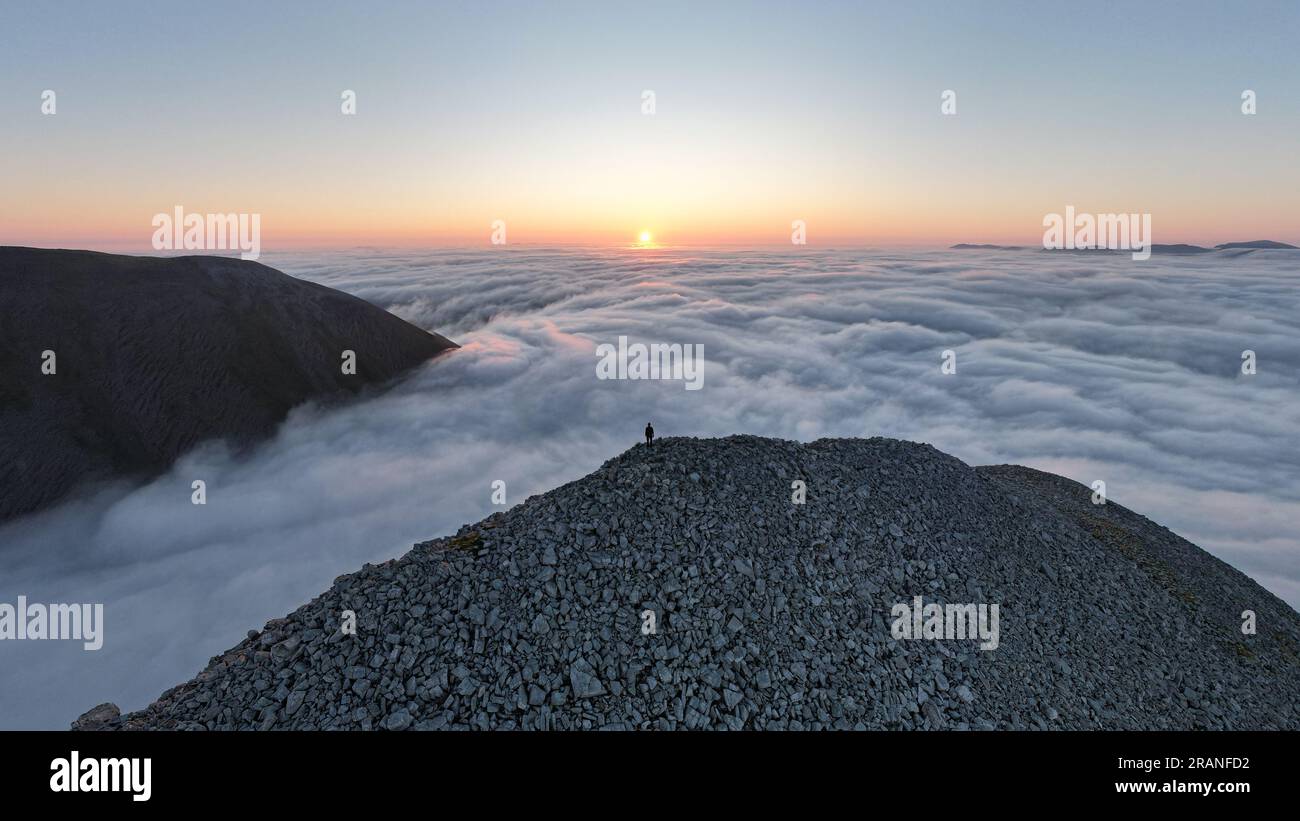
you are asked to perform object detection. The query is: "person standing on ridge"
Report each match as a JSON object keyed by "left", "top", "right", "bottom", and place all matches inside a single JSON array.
[{"left": 645, "top": 422, "right": 655, "bottom": 447}]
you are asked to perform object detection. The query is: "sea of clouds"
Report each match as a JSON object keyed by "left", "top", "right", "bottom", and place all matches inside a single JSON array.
[{"left": 2, "top": 246, "right": 1298, "bottom": 729}]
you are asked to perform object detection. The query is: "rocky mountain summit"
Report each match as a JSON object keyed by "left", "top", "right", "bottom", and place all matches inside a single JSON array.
[
  {"left": 0, "top": 247, "right": 456, "bottom": 522},
  {"left": 81, "top": 435, "right": 1300, "bottom": 730}
]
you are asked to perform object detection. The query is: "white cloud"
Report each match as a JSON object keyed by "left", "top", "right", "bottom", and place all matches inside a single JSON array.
[{"left": 2, "top": 246, "right": 1297, "bottom": 728}]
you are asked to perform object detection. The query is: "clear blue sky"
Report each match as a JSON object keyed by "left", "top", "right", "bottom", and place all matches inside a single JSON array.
[{"left": 2, "top": 0, "right": 1297, "bottom": 246}]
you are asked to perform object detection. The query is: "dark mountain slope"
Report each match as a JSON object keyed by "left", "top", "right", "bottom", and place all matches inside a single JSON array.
[
  {"left": 979, "top": 464, "right": 1298, "bottom": 672},
  {"left": 0, "top": 247, "right": 457, "bottom": 521}
]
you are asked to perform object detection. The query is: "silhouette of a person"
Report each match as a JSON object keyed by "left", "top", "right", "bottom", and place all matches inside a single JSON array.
[{"left": 645, "top": 422, "right": 655, "bottom": 447}]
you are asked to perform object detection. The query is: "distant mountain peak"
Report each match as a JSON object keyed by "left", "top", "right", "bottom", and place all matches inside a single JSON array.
[
  {"left": 953, "top": 240, "right": 1298, "bottom": 254},
  {"left": 1214, "top": 240, "right": 1299, "bottom": 250}
]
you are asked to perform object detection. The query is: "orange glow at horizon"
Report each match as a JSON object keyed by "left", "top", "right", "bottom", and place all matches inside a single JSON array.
[{"left": 3, "top": 180, "right": 1297, "bottom": 251}]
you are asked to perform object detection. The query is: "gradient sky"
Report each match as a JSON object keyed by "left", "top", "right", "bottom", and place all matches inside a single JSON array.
[{"left": 2, "top": 0, "right": 1298, "bottom": 248}]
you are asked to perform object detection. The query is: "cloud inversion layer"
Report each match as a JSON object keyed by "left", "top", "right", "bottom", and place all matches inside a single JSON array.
[{"left": 2, "top": 246, "right": 1297, "bottom": 729}]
